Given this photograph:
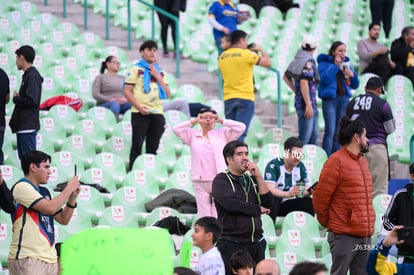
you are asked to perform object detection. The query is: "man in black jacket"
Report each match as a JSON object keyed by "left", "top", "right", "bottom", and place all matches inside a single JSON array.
[
  {"left": 390, "top": 26, "right": 414, "bottom": 84},
  {"left": 9, "top": 45, "right": 43, "bottom": 160},
  {"left": 212, "top": 140, "right": 273, "bottom": 275}
]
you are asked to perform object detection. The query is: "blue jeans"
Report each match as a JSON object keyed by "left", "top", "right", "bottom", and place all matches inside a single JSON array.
[
  {"left": 322, "top": 95, "right": 349, "bottom": 156},
  {"left": 16, "top": 131, "right": 37, "bottom": 160},
  {"left": 224, "top": 98, "right": 254, "bottom": 142},
  {"left": 297, "top": 107, "right": 319, "bottom": 145},
  {"left": 99, "top": 101, "right": 131, "bottom": 118}
]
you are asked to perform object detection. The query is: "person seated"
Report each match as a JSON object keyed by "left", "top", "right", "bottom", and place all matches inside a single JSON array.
[
  {"left": 289, "top": 261, "right": 328, "bottom": 275},
  {"left": 163, "top": 99, "right": 211, "bottom": 118},
  {"left": 391, "top": 26, "right": 414, "bottom": 86},
  {"left": 366, "top": 226, "right": 414, "bottom": 274},
  {"left": 357, "top": 22, "right": 395, "bottom": 83},
  {"left": 92, "top": 55, "right": 131, "bottom": 120},
  {"left": 263, "top": 136, "right": 314, "bottom": 221},
  {"left": 229, "top": 249, "right": 255, "bottom": 275}
]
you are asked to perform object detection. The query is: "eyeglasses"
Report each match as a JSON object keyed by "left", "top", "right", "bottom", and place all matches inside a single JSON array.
[{"left": 110, "top": 61, "right": 120, "bottom": 65}]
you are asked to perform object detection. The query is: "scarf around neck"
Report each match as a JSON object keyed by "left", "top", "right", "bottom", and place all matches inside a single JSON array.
[{"left": 136, "top": 59, "right": 167, "bottom": 99}]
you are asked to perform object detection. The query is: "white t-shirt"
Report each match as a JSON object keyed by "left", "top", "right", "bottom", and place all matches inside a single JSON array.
[{"left": 195, "top": 247, "right": 225, "bottom": 275}]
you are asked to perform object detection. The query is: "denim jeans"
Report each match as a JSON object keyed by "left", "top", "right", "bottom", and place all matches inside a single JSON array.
[
  {"left": 16, "top": 131, "right": 37, "bottom": 160},
  {"left": 224, "top": 98, "right": 254, "bottom": 142},
  {"left": 99, "top": 101, "right": 131, "bottom": 118},
  {"left": 297, "top": 107, "right": 319, "bottom": 145},
  {"left": 322, "top": 95, "right": 349, "bottom": 156}
]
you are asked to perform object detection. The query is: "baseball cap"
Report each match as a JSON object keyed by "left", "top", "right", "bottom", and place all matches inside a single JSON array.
[
  {"left": 365, "top": 76, "right": 386, "bottom": 94},
  {"left": 301, "top": 35, "right": 318, "bottom": 51}
]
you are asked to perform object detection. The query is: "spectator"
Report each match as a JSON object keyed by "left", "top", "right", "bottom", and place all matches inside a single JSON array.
[
  {"left": 0, "top": 168, "right": 15, "bottom": 214},
  {"left": 174, "top": 267, "right": 198, "bottom": 275},
  {"left": 192, "top": 216, "right": 225, "bottom": 274},
  {"left": 312, "top": 116, "right": 375, "bottom": 275},
  {"left": 208, "top": 0, "right": 249, "bottom": 53},
  {"left": 8, "top": 150, "right": 81, "bottom": 275},
  {"left": 283, "top": 35, "right": 320, "bottom": 145},
  {"left": 219, "top": 30, "right": 271, "bottom": 142},
  {"left": 173, "top": 108, "right": 245, "bottom": 218},
  {"left": 124, "top": 40, "right": 171, "bottom": 170},
  {"left": 9, "top": 45, "right": 43, "bottom": 160},
  {"left": 255, "top": 259, "right": 280, "bottom": 275},
  {"left": 289, "top": 262, "right": 328, "bottom": 275},
  {"left": 221, "top": 34, "right": 232, "bottom": 52},
  {"left": 229, "top": 250, "right": 255, "bottom": 275},
  {"left": 272, "top": 0, "right": 300, "bottom": 15},
  {"left": 317, "top": 41, "right": 359, "bottom": 156},
  {"left": 346, "top": 76, "right": 395, "bottom": 197},
  {"left": 366, "top": 226, "right": 414, "bottom": 274},
  {"left": 369, "top": 0, "right": 395, "bottom": 39},
  {"left": 263, "top": 137, "right": 314, "bottom": 220},
  {"left": 154, "top": 0, "right": 187, "bottom": 58},
  {"left": 382, "top": 162, "right": 414, "bottom": 263},
  {"left": 357, "top": 22, "right": 396, "bottom": 83},
  {"left": 92, "top": 55, "right": 131, "bottom": 120},
  {"left": 212, "top": 140, "right": 273, "bottom": 274},
  {"left": 390, "top": 26, "right": 414, "bottom": 86},
  {"left": 0, "top": 67, "right": 10, "bottom": 165}
]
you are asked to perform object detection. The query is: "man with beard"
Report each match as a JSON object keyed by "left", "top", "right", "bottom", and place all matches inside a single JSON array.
[
  {"left": 357, "top": 23, "right": 395, "bottom": 83},
  {"left": 212, "top": 140, "right": 273, "bottom": 275},
  {"left": 312, "top": 116, "right": 375, "bottom": 275},
  {"left": 346, "top": 76, "right": 395, "bottom": 198}
]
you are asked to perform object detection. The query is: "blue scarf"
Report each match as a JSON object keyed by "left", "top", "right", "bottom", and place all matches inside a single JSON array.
[{"left": 136, "top": 59, "right": 167, "bottom": 99}]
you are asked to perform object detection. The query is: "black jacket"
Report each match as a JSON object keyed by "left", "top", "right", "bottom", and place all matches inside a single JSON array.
[
  {"left": 212, "top": 171, "right": 273, "bottom": 243},
  {"left": 9, "top": 66, "right": 43, "bottom": 133},
  {"left": 390, "top": 37, "right": 414, "bottom": 75},
  {"left": 383, "top": 183, "right": 414, "bottom": 256}
]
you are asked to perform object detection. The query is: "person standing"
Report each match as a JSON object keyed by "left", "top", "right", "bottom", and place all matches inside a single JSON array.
[
  {"left": 218, "top": 30, "right": 271, "bottom": 142},
  {"left": 0, "top": 67, "right": 10, "bottom": 165},
  {"left": 212, "top": 140, "right": 273, "bottom": 274},
  {"left": 346, "top": 76, "right": 395, "bottom": 197},
  {"left": 357, "top": 22, "right": 395, "bottom": 83},
  {"left": 9, "top": 45, "right": 43, "bottom": 161},
  {"left": 172, "top": 108, "right": 245, "bottom": 218},
  {"left": 92, "top": 55, "right": 131, "bottom": 120},
  {"left": 369, "top": 0, "right": 395, "bottom": 39},
  {"left": 283, "top": 35, "right": 320, "bottom": 145},
  {"left": 390, "top": 26, "right": 414, "bottom": 86},
  {"left": 8, "top": 151, "right": 81, "bottom": 275},
  {"left": 312, "top": 116, "right": 375, "bottom": 275},
  {"left": 0, "top": 168, "right": 15, "bottom": 214},
  {"left": 124, "top": 40, "right": 171, "bottom": 170},
  {"left": 317, "top": 41, "right": 359, "bottom": 156},
  {"left": 154, "top": 0, "right": 187, "bottom": 58}
]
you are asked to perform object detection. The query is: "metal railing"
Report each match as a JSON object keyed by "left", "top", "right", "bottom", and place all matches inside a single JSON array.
[
  {"left": 128, "top": 0, "right": 181, "bottom": 78},
  {"left": 218, "top": 67, "right": 282, "bottom": 128}
]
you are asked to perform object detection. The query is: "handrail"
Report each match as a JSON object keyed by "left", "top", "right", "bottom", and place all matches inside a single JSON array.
[
  {"left": 218, "top": 67, "right": 282, "bottom": 128},
  {"left": 63, "top": 0, "right": 67, "bottom": 18},
  {"left": 105, "top": 0, "right": 109, "bottom": 39},
  {"left": 128, "top": 0, "right": 181, "bottom": 78},
  {"left": 84, "top": 0, "right": 88, "bottom": 31},
  {"left": 269, "top": 67, "right": 282, "bottom": 128},
  {"left": 410, "top": 134, "right": 414, "bottom": 164}
]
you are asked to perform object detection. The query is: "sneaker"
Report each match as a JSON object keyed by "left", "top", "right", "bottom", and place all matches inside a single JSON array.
[{"left": 162, "top": 52, "right": 170, "bottom": 58}]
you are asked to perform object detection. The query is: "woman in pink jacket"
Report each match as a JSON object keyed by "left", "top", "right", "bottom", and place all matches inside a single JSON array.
[{"left": 172, "top": 108, "right": 245, "bottom": 218}]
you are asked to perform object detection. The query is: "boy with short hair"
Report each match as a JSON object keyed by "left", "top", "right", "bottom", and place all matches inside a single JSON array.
[
  {"left": 192, "top": 217, "right": 225, "bottom": 275},
  {"left": 229, "top": 250, "right": 255, "bottom": 275},
  {"left": 221, "top": 34, "right": 231, "bottom": 52}
]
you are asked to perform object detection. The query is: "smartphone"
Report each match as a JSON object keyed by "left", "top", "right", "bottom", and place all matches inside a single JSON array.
[
  {"left": 74, "top": 164, "right": 77, "bottom": 176},
  {"left": 247, "top": 43, "right": 256, "bottom": 49},
  {"left": 397, "top": 227, "right": 414, "bottom": 248}
]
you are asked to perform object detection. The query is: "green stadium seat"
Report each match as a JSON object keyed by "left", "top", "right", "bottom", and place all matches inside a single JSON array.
[
  {"left": 72, "top": 119, "right": 107, "bottom": 153},
  {"left": 98, "top": 205, "right": 139, "bottom": 228},
  {"left": 77, "top": 184, "right": 106, "bottom": 224},
  {"left": 91, "top": 152, "right": 127, "bottom": 188},
  {"left": 122, "top": 170, "right": 160, "bottom": 200},
  {"left": 86, "top": 106, "right": 117, "bottom": 137}
]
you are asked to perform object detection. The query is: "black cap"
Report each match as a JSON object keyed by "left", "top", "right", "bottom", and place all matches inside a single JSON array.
[{"left": 365, "top": 76, "right": 385, "bottom": 94}]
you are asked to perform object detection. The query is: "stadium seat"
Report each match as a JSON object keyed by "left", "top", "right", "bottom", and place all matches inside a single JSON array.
[
  {"left": 98, "top": 205, "right": 139, "bottom": 228},
  {"left": 262, "top": 127, "right": 293, "bottom": 146},
  {"left": 173, "top": 84, "right": 206, "bottom": 102},
  {"left": 131, "top": 154, "right": 169, "bottom": 188},
  {"left": 77, "top": 185, "right": 106, "bottom": 224},
  {"left": 274, "top": 252, "right": 307, "bottom": 275},
  {"left": 112, "top": 120, "right": 132, "bottom": 141},
  {"left": 275, "top": 229, "right": 316, "bottom": 259},
  {"left": 261, "top": 214, "right": 278, "bottom": 249},
  {"left": 178, "top": 228, "right": 202, "bottom": 270},
  {"left": 55, "top": 206, "right": 92, "bottom": 243},
  {"left": 0, "top": 222, "right": 12, "bottom": 266},
  {"left": 39, "top": 117, "right": 67, "bottom": 150},
  {"left": 90, "top": 152, "right": 127, "bottom": 188},
  {"left": 0, "top": 165, "right": 24, "bottom": 188},
  {"left": 372, "top": 194, "right": 392, "bottom": 216},
  {"left": 122, "top": 170, "right": 160, "bottom": 200},
  {"left": 81, "top": 168, "right": 117, "bottom": 203},
  {"left": 72, "top": 119, "right": 107, "bottom": 153},
  {"left": 102, "top": 136, "right": 131, "bottom": 168},
  {"left": 86, "top": 106, "right": 117, "bottom": 137},
  {"left": 50, "top": 151, "right": 85, "bottom": 179},
  {"left": 145, "top": 207, "right": 185, "bottom": 227},
  {"left": 46, "top": 104, "right": 80, "bottom": 135},
  {"left": 164, "top": 171, "right": 195, "bottom": 195},
  {"left": 60, "top": 134, "right": 96, "bottom": 169}
]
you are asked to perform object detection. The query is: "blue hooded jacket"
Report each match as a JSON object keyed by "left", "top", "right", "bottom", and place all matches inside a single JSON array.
[{"left": 317, "top": 53, "right": 359, "bottom": 99}]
